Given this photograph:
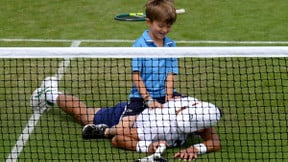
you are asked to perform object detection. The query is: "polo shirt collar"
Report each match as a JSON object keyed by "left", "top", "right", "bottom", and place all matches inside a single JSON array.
[{"left": 142, "top": 30, "right": 174, "bottom": 47}]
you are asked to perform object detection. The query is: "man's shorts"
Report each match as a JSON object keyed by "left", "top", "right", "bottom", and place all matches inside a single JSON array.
[
  {"left": 123, "top": 92, "right": 183, "bottom": 116},
  {"left": 93, "top": 102, "right": 127, "bottom": 128}
]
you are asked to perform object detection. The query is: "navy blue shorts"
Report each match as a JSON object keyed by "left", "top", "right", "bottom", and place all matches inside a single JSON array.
[
  {"left": 123, "top": 92, "right": 183, "bottom": 116},
  {"left": 93, "top": 102, "right": 127, "bottom": 128}
]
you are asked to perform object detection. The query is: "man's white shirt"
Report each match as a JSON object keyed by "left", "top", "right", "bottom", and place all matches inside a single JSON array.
[{"left": 134, "top": 97, "right": 199, "bottom": 147}]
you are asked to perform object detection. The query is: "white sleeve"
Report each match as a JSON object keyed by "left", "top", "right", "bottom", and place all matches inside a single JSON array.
[{"left": 136, "top": 141, "right": 152, "bottom": 153}]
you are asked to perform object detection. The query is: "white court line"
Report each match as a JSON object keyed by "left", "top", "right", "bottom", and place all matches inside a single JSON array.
[
  {"left": 1, "top": 38, "right": 288, "bottom": 44},
  {"left": 6, "top": 41, "right": 81, "bottom": 162},
  {"left": 6, "top": 111, "right": 42, "bottom": 162}
]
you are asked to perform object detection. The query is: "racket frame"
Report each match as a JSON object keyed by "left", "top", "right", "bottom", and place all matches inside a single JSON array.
[{"left": 114, "top": 9, "right": 185, "bottom": 21}]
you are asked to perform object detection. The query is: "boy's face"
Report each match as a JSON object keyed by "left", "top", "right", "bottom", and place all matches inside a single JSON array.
[{"left": 146, "top": 19, "right": 172, "bottom": 43}]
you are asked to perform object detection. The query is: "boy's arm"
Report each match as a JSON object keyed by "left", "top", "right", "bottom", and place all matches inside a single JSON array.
[
  {"left": 166, "top": 58, "right": 178, "bottom": 101},
  {"left": 132, "top": 71, "right": 150, "bottom": 101},
  {"left": 165, "top": 73, "right": 175, "bottom": 101},
  {"left": 132, "top": 71, "right": 162, "bottom": 108}
]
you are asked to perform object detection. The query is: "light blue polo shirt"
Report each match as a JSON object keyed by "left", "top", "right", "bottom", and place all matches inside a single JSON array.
[{"left": 129, "top": 30, "right": 178, "bottom": 98}]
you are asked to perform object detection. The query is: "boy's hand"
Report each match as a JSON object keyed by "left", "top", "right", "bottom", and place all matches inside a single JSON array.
[
  {"left": 165, "top": 95, "right": 173, "bottom": 102},
  {"left": 148, "top": 100, "right": 163, "bottom": 109}
]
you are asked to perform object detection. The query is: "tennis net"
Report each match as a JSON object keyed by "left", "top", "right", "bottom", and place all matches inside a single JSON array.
[{"left": 1, "top": 47, "right": 288, "bottom": 161}]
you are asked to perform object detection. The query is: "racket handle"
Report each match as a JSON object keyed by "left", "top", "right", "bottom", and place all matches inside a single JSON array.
[{"left": 176, "top": 8, "right": 185, "bottom": 14}]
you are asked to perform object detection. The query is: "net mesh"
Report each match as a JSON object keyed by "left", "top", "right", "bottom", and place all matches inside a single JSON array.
[{"left": 1, "top": 47, "right": 288, "bottom": 161}]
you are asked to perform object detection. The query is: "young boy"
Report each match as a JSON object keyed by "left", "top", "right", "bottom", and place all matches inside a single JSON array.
[
  {"left": 82, "top": 0, "right": 182, "bottom": 137},
  {"left": 117, "top": 0, "right": 181, "bottom": 129}
]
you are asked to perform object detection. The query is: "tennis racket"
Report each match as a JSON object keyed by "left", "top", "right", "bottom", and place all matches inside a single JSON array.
[
  {"left": 115, "top": 8, "right": 185, "bottom": 21},
  {"left": 134, "top": 144, "right": 168, "bottom": 162}
]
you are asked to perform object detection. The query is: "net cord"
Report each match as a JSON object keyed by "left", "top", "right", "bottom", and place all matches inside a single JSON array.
[{"left": 1, "top": 47, "right": 288, "bottom": 58}]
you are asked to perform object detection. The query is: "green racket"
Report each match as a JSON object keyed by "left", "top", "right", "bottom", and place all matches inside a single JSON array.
[
  {"left": 114, "top": 9, "right": 185, "bottom": 22},
  {"left": 114, "top": 12, "right": 146, "bottom": 21}
]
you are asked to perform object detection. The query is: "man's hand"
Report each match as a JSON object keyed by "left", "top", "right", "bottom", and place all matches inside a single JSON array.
[
  {"left": 148, "top": 141, "right": 167, "bottom": 154},
  {"left": 174, "top": 146, "right": 200, "bottom": 161}
]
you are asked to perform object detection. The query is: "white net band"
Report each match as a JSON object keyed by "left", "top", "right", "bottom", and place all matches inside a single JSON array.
[{"left": 1, "top": 46, "right": 288, "bottom": 58}]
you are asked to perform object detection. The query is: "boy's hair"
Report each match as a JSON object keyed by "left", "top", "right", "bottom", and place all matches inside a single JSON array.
[{"left": 145, "top": 0, "right": 177, "bottom": 25}]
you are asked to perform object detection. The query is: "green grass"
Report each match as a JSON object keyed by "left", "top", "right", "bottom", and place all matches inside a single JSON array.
[
  {"left": 1, "top": 0, "right": 288, "bottom": 43},
  {"left": 1, "top": 0, "right": 288, "bottom": 161}
]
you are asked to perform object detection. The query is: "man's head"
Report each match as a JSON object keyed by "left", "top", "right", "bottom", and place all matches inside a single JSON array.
[{"left": 176, "top": 101, "right": 222, "bottom": 133}]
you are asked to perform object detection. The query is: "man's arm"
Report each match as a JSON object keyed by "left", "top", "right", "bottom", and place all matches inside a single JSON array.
[
  {"left": 197, "top": 127, "right": 221, "bottom": 152},
  {"left": 111, "top": 134, "right": 154, "bottom": 153},
  {"left": 111, "top": 126, "right": 168, "bottom": 155},
  {"left": 112, "top": 134, "right": 167, "bottom": 155},
  {"left": 147, "top": 141, "right": 168, "bottom": 154},
  {"left": 111, "top": 126, "right": 139, "bottom": 150},
  {"left": 174, "top": 127, "right": 221, "bottom": 160},
  {"left": 111, "top": 134, "right": 139, "bottom": 151}
]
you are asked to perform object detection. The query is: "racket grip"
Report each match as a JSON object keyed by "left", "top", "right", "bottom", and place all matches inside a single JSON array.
[{"left": 176, "top": 8, "right": 185, "bottom": 14}]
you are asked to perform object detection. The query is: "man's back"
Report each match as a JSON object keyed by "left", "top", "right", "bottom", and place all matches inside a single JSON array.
[{"left": 135, "top": 97, "right": 199, "bottom": 146}]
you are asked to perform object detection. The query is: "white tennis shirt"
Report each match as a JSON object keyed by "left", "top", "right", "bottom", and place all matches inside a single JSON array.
[{"left": 134, "top": 97, "right": 200, "bottom": 147}]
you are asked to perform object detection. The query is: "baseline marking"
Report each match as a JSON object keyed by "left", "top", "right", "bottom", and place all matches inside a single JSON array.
[{"left": 6, "top": 41, "right": 81, "bottom": 162}]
